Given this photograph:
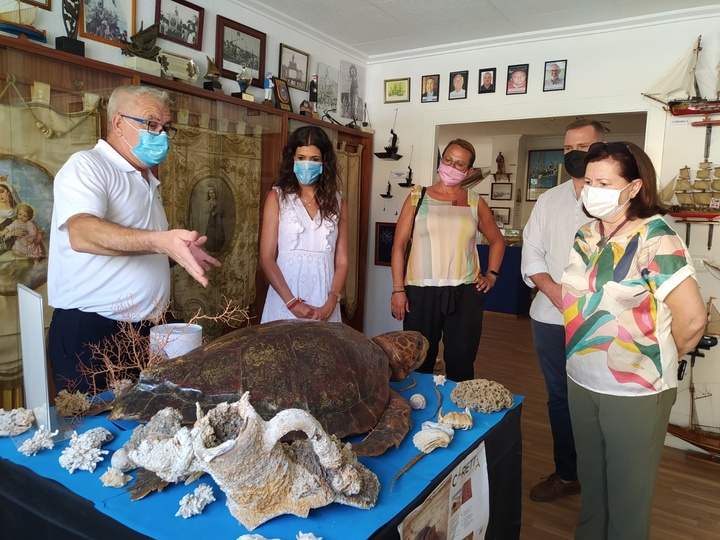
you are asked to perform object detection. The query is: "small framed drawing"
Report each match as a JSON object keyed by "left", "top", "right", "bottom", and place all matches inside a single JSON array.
[
  {"left": 272, "top": 77, "right": 293, "bottom": 112},
  {"left": 526, "top": 149, "right": 564, "bottom": 201},
  {"left": 479, "top": 67, "right": 496, "bottom": 94},
  {"left": 155, "top": 0, "right": 204, "bottom": 50},
  {"left": 421, "top": 74, "right": 439, "bottom": 103},
  {"left": 80, "top": 0, "right": 135, "bottom": 47},
  {"left": 384, "top": 78, "right": 410, "bottom": 103},
  {"left": 506, "top": 64, "right": 528, "bottom": 95},
  {"left": 449, "top": 70, "right": 468, "bottom": 100},
  {"left": 491, "top": 183, "right": 513, "bottom": 201},
  {"left": 279, "top": 43, "right": 309, "bottom": 91},
  {"left": 24, "top": 0, "right": 51, "bottom": 10},
  {"left": 215, "top": 16, "right": 266, "bottom": 88},
  {"left": 543, "top": 60, "right": 567, "bottom": 92},
  {"left": 375, "top": 222, "right": 396, "bottom": 266},
  {"left": 490, "top": 207, "right": 511, "bottom": 225}
]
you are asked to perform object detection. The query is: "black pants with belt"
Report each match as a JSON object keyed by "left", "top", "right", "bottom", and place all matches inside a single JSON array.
[
  {"left": 48, "top": 308, "right": 150, "bottom": 394},
  {"left": 403, "top": 283, "right": 485, "bottom": 382}
]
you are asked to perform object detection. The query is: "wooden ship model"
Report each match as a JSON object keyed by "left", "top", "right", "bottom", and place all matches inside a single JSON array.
[
  {"left": 660, "top": 161, "right": 720, "bottom": 213},
  {"left": 0, "top": 0, "right": 47, "bottom": 42}
]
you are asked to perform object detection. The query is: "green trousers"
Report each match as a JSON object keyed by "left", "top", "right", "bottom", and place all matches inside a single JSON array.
[{"left": 567, "top": 378, "right": 676, "bottom": 540}]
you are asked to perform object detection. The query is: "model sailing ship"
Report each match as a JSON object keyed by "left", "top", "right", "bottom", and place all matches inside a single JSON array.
[
  {"left": 667, "top": 301, "right": 720, "bottom": 459},
  {"left": 659, "top": 162, "right": 720, "bottom": 212},
  {"left": 0, "top": 0, "right": 47, "bottom": 42}
]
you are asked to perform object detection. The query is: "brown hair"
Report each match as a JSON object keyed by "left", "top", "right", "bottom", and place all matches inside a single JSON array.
[
  {"left": 585, "top": 141, "right": 668, "bottom": 219},
  {"left": 565, "top": 118, "right": 605, "bottom": 139},
  {"left": 442, "top": 138, "right": 476, "bottom": 167}
]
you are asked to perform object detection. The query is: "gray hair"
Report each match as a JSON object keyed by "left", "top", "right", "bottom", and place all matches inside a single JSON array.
[{"left": 107, "top": 86, "right": 170, "bottom": 123}]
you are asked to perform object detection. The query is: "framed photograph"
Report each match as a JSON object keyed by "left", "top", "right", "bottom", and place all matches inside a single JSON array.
[
  {"left": 375, "top": 222, "right": 396, "bottom": 266},
  {"left": 448, "top": 70, "right": 468, "bottom": 100},
  {"left": 279, "top": 43, "right": 309, "bottom": 91},
  {"left": 526, "top": 149, "right": 564, "bottom": 201},
  {"left": 478, "top": 68, "right": 496, "bottom": 94},
  {"left": 24, "top": 0, "right": 51, "bottom": 10},
  {"left": 384, "top": 78, "right": 410, "bottom": 104},
  {"left": 506, "top": 64, "right": 529, "bottom": 95},
  {"left": 215, "top": 16, "right": 266, "bottom": 88},
  {"left": 272, "top": 77, "right": 293, "bottom": 113},
  {"left": 543, "top": 60, "right": 567, "bottom": 92},
  {"left": 80, "top": 0, "right": 135, "bottom": 47},
  {"left": 490, "top": 207, "right": 511, "bottom": 225},
  {"left": 155, "top": 0, "right": 203, "bottom": 50},
  {"left": 421, "top": 74, "right": 439, "bottom": 103},
  {"left": 491, "top": 183, "right": 513, "bottom": 201}
]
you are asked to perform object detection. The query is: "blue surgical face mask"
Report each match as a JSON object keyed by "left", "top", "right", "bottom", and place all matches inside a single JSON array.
[
  {"left": 293, "top": 161, "right": 323, "bottom": 185},
  {"left": 123, "top": 118, "right": 170, "bottom": 167}
]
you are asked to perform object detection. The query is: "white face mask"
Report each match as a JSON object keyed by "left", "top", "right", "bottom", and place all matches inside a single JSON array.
[{"left": 581, "top": 182, "right": 634, "bottom": 220}]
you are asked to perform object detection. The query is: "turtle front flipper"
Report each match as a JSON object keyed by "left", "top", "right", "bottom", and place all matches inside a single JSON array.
[{"left": 351, "top": 390, "right": 411, "bottom": 457}]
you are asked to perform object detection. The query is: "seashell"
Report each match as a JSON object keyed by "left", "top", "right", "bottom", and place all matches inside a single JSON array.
[
  {"left": 100, "top": 467, "right": 132, "bottom": 488},
  {"left": 413, "top": 427, "right": 452, "bottom": 453},
  {"left": 296, "top": 533, "right": 323, "bottom": 540},
  {"left": 437, "top": 407, "right": 473, "bottom": 430},
  {"left": 433, "top": 374, "right": 447, "bottom": 386},
  {"left": 421, "top": 421, "right": 454, "bottom": 437},
  {"left": 409, "top": 393, "right": 426, "bottom": 410}
]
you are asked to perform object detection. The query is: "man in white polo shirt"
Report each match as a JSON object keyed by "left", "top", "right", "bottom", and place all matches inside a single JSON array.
[{"left": 48, "top": 85, "right": 220, "bottom": 394}]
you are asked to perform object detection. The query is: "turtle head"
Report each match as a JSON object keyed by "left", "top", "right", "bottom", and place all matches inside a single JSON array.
[{"left": 372, "top": 331, "right": 429, "bottom": 382}]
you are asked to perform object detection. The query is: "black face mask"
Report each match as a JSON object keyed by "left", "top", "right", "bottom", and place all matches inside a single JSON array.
[{"left": 564, "top": 150, "right": 588, "bottom": 179}]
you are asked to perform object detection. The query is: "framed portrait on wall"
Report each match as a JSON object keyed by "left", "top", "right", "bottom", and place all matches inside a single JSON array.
[
  {"left": 215, "top": 15, "right": 266, "bottom": 87},
  {"left": 279, "top": 43, "right": 310, "bottom": 91},
  {"left": 374, "top": 222, "right": 396, "bottom": 266},
  {"left": 526, "top": 149, "right": 564, "bottom": 201},
  {"left": 506, "top": 64, "right": 528, "bottom": 95},
  {"left": 155, "top": 0, "right": 204, "bottom": 50},
  {"left": 421, "top": 74, "right": 439, "bottom": 103},
  {"left": 543, "top": 60, "right": 567, "bottom": 91},
  {"left": 80, "top": 0, "right": 135, "bottom": 47},
  {"left": 448, "top": 70, "right": 468, "bottom": 100},
  {"left": 478, "top": 68, "right": 496, "bottom": 94}
]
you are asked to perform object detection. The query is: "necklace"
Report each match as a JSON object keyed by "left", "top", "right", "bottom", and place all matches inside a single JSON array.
[
  {"left": 597, "top": 217, "right": 630, "bottom": 251},
  {"left": 301, "top": 196, "right": 316, "bottom": 207}
]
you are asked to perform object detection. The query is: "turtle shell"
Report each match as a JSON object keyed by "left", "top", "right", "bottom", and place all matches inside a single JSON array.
[{"left": 110, "top": 320, "right": 393, "bottom": 439}]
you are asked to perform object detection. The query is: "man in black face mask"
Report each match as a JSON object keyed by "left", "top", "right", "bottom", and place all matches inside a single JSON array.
[{"left": 520, "top": 118, "right": 605, "bottom": 502}]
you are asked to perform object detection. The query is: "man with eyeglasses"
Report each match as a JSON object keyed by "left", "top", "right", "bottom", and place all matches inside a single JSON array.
[
  {"left": 544, "top": 63, "right": 564, "bottom": 91},
  {"left": 521, "top": 118, "right": 605, "bottom": 502},
  {"left": 48, "top": 85, "right": 221, "bottom": 394}
]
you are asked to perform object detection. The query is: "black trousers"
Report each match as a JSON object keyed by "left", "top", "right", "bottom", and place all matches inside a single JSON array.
[
  {"left": 48, "top": 308, "right": 149, "bottom": 394},
  {"left": 403, "top": 283, "right": 485, "bottom": 382}
]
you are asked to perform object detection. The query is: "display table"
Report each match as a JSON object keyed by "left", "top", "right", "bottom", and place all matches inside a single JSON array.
[{"left": 0, "top": 375, "right": 522, "bottom": 539}]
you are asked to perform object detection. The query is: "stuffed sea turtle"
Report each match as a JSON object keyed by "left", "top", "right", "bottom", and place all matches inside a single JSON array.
[{"left": 110, "top": 320, "right": 428, "bottom": 456}]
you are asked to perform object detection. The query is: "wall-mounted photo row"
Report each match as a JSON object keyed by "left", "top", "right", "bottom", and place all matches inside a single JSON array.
[
  {"left": 421, "top": 74, "right": 440, "bottom": 103},
  {"left": 543, "top": 60, "right": 567, "bottom": 91},
  {"left": 448, "top": 70, "right": 468, "bottom": 100},
  {"left": 479, "top": 68, "right": 496, "bottom": 94},
  {"left": 506, "top": 64, "right": 528, "bottom": 95}
]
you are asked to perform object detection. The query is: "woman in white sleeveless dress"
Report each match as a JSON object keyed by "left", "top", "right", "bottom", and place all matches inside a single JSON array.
[{"left": 259, "top": 126, "right": 349, "bottom": 322}]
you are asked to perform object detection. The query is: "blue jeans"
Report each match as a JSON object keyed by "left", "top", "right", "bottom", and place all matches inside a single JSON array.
[{"left": 531, "top": 319, "right": 577, "bottom": 481}]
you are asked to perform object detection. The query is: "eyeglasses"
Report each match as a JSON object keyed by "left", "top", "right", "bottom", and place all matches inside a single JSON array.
[
  {"left": 441, "top": 155, "right": 469, "bottom": 171},
  {"left": 120, "top": 114, "right": 178, "bottom": 140}
]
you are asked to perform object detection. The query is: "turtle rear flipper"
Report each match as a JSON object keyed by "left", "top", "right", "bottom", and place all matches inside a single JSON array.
[{"left": 351, "top": 390, "right": 411, "bottom": 457}]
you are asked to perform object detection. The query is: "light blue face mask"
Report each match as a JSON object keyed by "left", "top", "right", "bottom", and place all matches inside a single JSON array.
[
  {"left": 293, "top": 161, "right": 323, "bottom": 185},
  {"left": 123, "top": 118, "right": 170, "bottom": 167}
]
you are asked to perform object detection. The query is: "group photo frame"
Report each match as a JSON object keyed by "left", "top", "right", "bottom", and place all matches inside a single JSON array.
[
  {"left": 80, "top": 0, "right": 136, "bottom": 47},
  {"left": 215, "top": 15, "right": 266, "bottom": 87},
  {"left": 279, "top": 43, "right": 310, "bottom": 91},
  {"left": 155, "top": 0, "right": 204, "bottom": 50},
  {"left": 384, "top": 78, "right": 410, "bottom": 104}
]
